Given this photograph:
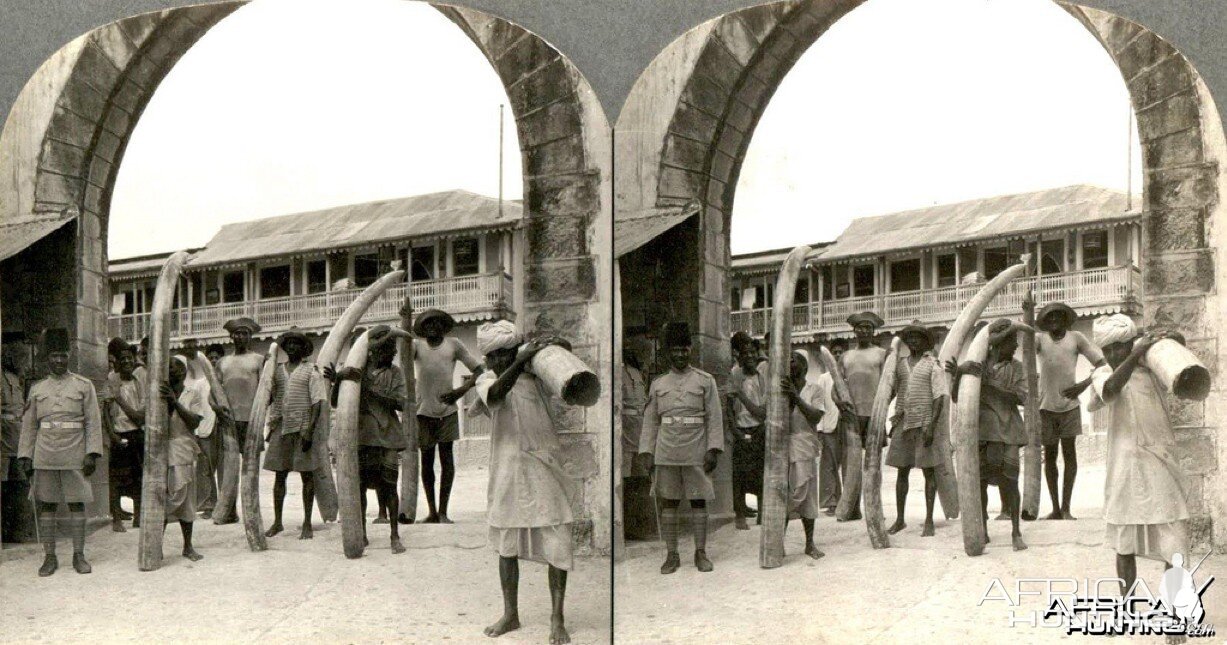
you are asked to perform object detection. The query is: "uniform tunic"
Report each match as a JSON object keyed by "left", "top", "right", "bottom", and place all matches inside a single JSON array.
[
  {"left": 1088, "top": 364, "right": 1189, "bottom": 562},
  {"left": 640, "top": 367, "right": 724, "bottom": 502},
  {"left": 2, "top": 369, "right": 24, "bottom": 481},
  {"left": 19, "top": 373, "right": 104, "bottom": 503},
  {"left": 473, "top": 370, "right": 575, "bottom": 570},
  {"left": 621, "top": 364, "right": 647, "bottom": 478}
]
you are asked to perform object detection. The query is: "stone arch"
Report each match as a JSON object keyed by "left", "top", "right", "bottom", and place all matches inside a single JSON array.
[
  {"left": 0, "top": 3, "right": 614, "bottom": 551},
  {"left": 616, "top": 0, "right": 1227, "bottom": 549}
]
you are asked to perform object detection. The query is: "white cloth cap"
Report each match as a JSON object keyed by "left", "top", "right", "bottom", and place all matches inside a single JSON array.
[
  {"left": 477, "top": 321, "right": 522, "bottom": 355},
  {"left": 1093, "top": 314, "right": 1138, "bottom": 348}
]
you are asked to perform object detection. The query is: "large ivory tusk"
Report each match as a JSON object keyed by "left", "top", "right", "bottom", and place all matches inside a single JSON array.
[
  {"left": 863, "top": 337, "right": 901, "bottom": 549},
  {"left": 334, "top": 330, "right": 373, "bottom": 558},
  {"left": 528, "top": 345, "right": 601, "bottom": 406},
  {"left": 1144, "top": 338, "right": 1212, "bottom": 401},
  {"left": 137, "top": 250, "right": 189, "bottom": 571},
  {"left": 240, "top": 344, "right": 279, "bottom": 552},
  {"left": 191, "top": 354, "right": 240, "bottom": 526},
  {"left": 954, "top": 325, "right": 991, "bottom": 556},
  {"left": 820, "top": 347, "right": 862, "bottom": 522},
  {"left": 937, "top": 258, "right": 1031, "bottom": 386}
]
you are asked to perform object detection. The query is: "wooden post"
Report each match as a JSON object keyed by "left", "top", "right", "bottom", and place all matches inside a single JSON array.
[
  {"left": 759, "top": 245, "right": 809, "bottom": 569},
  {"left": 1021, "top": 291, "right": 1042, "bottom": 520},
  {"left": 137, "top": 250, "right": 189, "bottom": 571},
  {"left": 240, "top": 345, "right": 277, "bottom": 552},
  {"left": 954, "top": 325, "right": 991, "bottom": 556},
  {"left": 335, "top": 330, "right": 373, "bottom": 558},
  {"left": 314, "top": 269, "right": 406, "bottom": 523},
  {"left": 862, "top": 337, "right": 899, "bottom": 549},
  {"left": 398, "top": 297, "right": 419, "bottom": 523}
]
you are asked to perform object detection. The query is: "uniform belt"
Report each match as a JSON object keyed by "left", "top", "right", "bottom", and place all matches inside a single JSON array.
[
  {"left": 661, "top": 416, "right": 705, "bottom": 425},
  {"left": 39, "top": 421, "right": 84, "bottom": 429}
]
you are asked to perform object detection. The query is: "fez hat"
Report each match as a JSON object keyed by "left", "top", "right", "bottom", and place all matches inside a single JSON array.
[
  {"left": 413, "top": 309, "right": 456, "bottom": 336},
  {"left": 223, "top": 317, "right": 261, "bottom": 334},
  {"left": 1037, "top": 302, "right": 1076, "bottom": 327},
  {"left": 107, "top": 336, "right": 132, "bottom": 358},
  {"left": 898, "top": 323, "right": 934, "bottom": 347},
  {"left": 276, "top": 327, "right": 311, "bottom": 350},
  {"left": 43, "top": 328, "right": 70, "bottom": 353},
  {"left": 663, "top": 322, "right": 692, "bottom": 348},
  {"left": 846, "top": 311, "right": 885, "bottom": 329}
]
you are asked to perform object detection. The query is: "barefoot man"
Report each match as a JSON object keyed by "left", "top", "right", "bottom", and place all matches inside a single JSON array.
[
  {"left": 104, "top": 339, "right": 145, "bottom": 532},
  {"left": 263, "top": 328, "right": 327, "bottom": 539},
  {"left": 838, "top": 312, "right": 887, "bottom": 521},
  {"left": 637, "top": 322, "right": 724, "bottom": 574},
  {"left": 949, "top": 319, "right": 1031, "bottom": 551},
  {"left": 1088, "top": 315, "right": 1190, "bottom": 604},
  {"left": 782, "top": 351, "right": 827, "bottom": 559},
  {"left": 472, "top": 322, "right": 576, "bottom": 644},
  {"left": 885, "top": 324, "right": 945, "bottom": 537},
  {"left": 17, "top": 329, "right": 104, "bottom": 576},
  {"left": 408, "top": 309, "right": 483, "bottom": 524},
  {"left": 165, "top": 356, "right": 206, "bottom": 561},
  {"left": 325, "top": 327, "right": 408, "bottom": 554},
  {"left": 1036, "top": 302, "right": 1107, "bottom": 520},
  {"left": 727, "top": 335, "right": 767, "bottom": 529},
  {"left": 219, "top": 317, "right": 264, "bottom": 454}
]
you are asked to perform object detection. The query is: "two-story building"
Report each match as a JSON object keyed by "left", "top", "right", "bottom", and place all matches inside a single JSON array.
[
  {"left": 107, "top": 189, "right": 524, "bottom": 461},
  {"left": 731, "top": 185, "right": 1143, "bottom": 345}
]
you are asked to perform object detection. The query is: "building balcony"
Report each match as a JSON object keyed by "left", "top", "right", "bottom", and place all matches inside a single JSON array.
[
  {"left": 108, "top": 272, "right": 514, "bottom": 345},
  {"left": 731, "top": 265, "right": 1142, "bottom": 340}
]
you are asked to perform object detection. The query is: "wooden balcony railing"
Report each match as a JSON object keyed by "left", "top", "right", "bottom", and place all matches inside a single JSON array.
[
  {"left": 108, "top": 272, "right": 514, "bottom": 344},
  {"left": 731, "top": 265, "right": 1141, "bottom": 339}
]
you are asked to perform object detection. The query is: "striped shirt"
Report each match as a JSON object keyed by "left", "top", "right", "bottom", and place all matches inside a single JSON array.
[
  {"left": 897, "top": 351, "right": 942, "bottom": 431},
  {"left": 279, "top": 362, "right": 327, "bottom": 439}
]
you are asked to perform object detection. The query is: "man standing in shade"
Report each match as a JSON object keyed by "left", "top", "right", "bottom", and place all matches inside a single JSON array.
[
  {"left": 637, "top": 322, "right": 724, "bottom": 574},
  {"left": 17, "top": 329, "right": 104, "bottom": 576},
  {"left": 1035, "top": 302, "right": 1106, "bottom": 520},
  {"left": 837, "top": 312, "right": 887, "bottom": 521},
  {"left": 408, "top": 308, "right": 483, "bottom": 524}
]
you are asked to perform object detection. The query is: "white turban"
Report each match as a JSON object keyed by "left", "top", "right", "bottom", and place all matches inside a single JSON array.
[
  {"left": 1093, "top": 314, "right": 1138, "bottom": 348},
  {"left": 477, "top": 321, "right": 522, "bottom": 355}
]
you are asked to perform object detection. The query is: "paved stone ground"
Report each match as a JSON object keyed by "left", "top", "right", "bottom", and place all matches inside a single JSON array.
[
  {"left": 0, "top": 466, "right": 612, "bottom": 644},
  {"left": 616, "top": 462, "right": 1226, "bottom": 643}
]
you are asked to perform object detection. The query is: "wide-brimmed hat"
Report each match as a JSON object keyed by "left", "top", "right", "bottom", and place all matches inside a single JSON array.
[
  {"left": 412, "top": 309, "right": 456, "bottom": 336},
  {"left": 1037, "top": 302, "right": 1076, "bottom": 327},
  {"left": 223, "top": 317, "right": 261, "bottom": 334},
  {"left": 846, "top": 311, "right": 885, "bottom": 329},
  {"left": 663, "top": 322, "right": 692, "bottom": 349},
  {"left": 276, "top": 327, "right": 311, "bottom": 350},
  {"left": 898, "top": 324, "right": 935, "bottom": 347},
  {"left": 43, "top": 328, "right": 70, "bottom": 353}
]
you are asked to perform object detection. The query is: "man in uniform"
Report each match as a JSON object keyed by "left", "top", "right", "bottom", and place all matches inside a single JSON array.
[
  {"left": 837, "top": 312, "right": 887, "bottom": 521},
  {"left": 17, "top": 329, "right": 104, "bottom": 576},
  {"left": 636, "top": 322, "right": 724, "bottom": 574},
  {"left": 1036, "top": 302, "right": 1106, "bottom": 520}
]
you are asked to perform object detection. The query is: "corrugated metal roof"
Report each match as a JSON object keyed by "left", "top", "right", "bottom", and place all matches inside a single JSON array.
[
  {"left": 614, "top": 202, "right": 700, "bottom": 257},
  {"left": 0, "top": 213, "right": 74, "bottom": 262},
  {"left": 187, "top": 190, "right": 522, "bottom": 268},
  {"left": 109, "top": 250, "right": 199, "bottom": 277},
  {"left": 813, "top": 185, "right": 1140, "bottom": 263}
]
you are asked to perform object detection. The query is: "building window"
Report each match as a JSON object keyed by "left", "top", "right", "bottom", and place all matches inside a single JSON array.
[
  {"left": 122, "top": 290, "right": 135, "bottom": 315},
  {"left": 306, "top": 260, "right": 327, "bottom": 294},
  {"left": 453, "top": 238, "right": 480, "bottom": 277},
  {"left": 731, "top": 286, "right": 742, "bottom": 311},
  {"left": 260, "top": 265, "right": 291, "bottom": 299},
  {"left": 354, "top": 252, "right": 380, "bottom": 287},
  {"left": 983, "top": 245, "right": 1009, "bottom": 280},
  {"left": 411, "top": 245, "right": 435, "bottom": 281},
  {"left": 889, "top": 259, "right": 921, "bottom": 293},
  {"left": 1041, "top": 239, "right": 1065, "bottom": 274},
  {"left": 936, "top": 253, "right": 957, "bottom": 288},
  {"left": 852, "top": 264, "right": 874, "bottom": 298},
  {"left": 1082, "top": 230, "right": 1109, "bottom": 269},
  {"left": 222, "top": 271, "right": 244, "bottom": 303}
]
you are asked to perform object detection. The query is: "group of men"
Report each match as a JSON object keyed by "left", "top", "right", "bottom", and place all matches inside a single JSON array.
[{"left": 625, "top": 299, "right": 1194, "bottom": 586}]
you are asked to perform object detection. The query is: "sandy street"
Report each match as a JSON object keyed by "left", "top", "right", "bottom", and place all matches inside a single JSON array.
[
  {"left": 0, "top": 465, "right": 613, "bottom": 644},
  {"left": 616, "top": 461, "right": 1225, "bottom": 644}
]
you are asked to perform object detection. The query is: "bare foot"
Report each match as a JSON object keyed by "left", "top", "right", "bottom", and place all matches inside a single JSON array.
[
  {"left": 887, "top": 519, "right": 907, "bottom": 535},
  {"left": 112, "top": 520, "right": 127, "bottom": 533},
  {"left": 397, "top": 513, "right": 414, "bottom": 525},
  {"left": 550, "top": 618, "right": 570, "bottom": 644},
  {"left": 1061, "top": 510, "right": 1076, "bottom": 521},
  {"left": 1044, "top": 510, "right": 1062, "bottom": 521},
  {"left": 984, "top": 531, "right": 990, "bottom": 544},
  {"left": 484, "top": 614, "right": 521, "bottom": 638},
  {"left": 921, "top": 521, "right": 935, "bottom": 537},
  {"left": 837, "top": 512, "right": 862, "bottom": 523},
  {"left": 391, "top": 538, "right": 406, "bottom": 554},
  {"left": 183, "top": 548, "right": 204, "bottom": 561},
  {"left": 374, "top": 517, "right": 389, "bottom": 524},
  {"left": 1013, "top": 535, "right": 1028, "bottom": 551},
  {"left": 995, "top": 512, "right": 1009, "bottom": 521},
  {"left": 132, "top": 518, "right": 141, "bottom": 528},
  {"left": 201, "top": 510, "right": 213, "bottom": 520},
  {"left": 805, "top": 543, "right": 825, "bottom": 560},
  {"left": 363, "top": 535, "right": 370, "bottom": 547},
  {"left": 265, "top": 523, "right": 283, "bottom": 537},
  {"left": 424, "top": 513, "right": 440, "bottom": 524},
  {"left": 299, "top": 524, "right": 314, "bottom": 540},
  {"left": 1020, "top": 510, "right": 1037, "bottom": 521},
  {"left": 438, "top": 514, "right": 454, "bottom": 525}
]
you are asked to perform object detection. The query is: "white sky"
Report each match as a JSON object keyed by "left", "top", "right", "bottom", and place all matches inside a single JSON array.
[
  {"left": 111, "top": 0, "right": 1144, "bottom": 260},
  {"left": 733, "top": 0, "right": 1143, "bottom": 254},
  {"left": 110, "top": 0, "right": 522, "bottom": 260}
]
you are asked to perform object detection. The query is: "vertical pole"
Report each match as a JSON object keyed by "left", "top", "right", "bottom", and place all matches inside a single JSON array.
[
  {"left": 1021, "top": 290, "right": 1042, "bottom": 520},
  {"left": 498, "top": 104, "right": 505, "bottom": 221},
  {"left": 1126, "top": 100, "right": 1134, "bottom": 213},
  {"left": 398, "top": 291, "right": 419, "bottom": 523}
]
